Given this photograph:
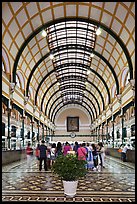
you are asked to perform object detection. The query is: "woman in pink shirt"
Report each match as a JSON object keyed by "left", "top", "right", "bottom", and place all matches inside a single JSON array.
[
  {"left": 77, "top": 143, "right": 87, "bottom": 160},
  {"left": 63, "top": 142, "right": 72, "bottom": 156}
]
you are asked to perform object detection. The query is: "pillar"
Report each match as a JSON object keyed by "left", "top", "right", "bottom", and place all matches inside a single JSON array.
[
  {"left": 31, "top": 120, "right": 34, "bottom": 144},
  {"left": 121, "top": 108, "right": 124, "bottom": 145},
  {"left": 21, "top": 116, "right": 25, "bottom": 147},
  {"left": 42, "top": 124, "right": 44, "bottom": 140},
  {"left": 37, "top": 122, "right": 40, "bottom": 141},
  {"left": 106, "top": 123, "right": 109, "bottom": 144},
  {"left": 7, "top": 106, "right": 11, "bottom": 150},
  {"left": 101, "top": 124, "right": 104, "bottom": 142}
]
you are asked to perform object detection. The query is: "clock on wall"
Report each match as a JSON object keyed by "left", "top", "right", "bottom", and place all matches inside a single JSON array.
[{"left": 70, "top": 132, "right": 76, "bottom": 138}]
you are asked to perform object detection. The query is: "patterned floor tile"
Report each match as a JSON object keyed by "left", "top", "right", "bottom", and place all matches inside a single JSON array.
[{"left": 2, "top": 156, "right": 135, "bottom": 202}]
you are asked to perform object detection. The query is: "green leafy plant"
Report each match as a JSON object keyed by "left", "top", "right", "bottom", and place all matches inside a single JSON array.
[{"left": 51, "top": 154, "right": 87, "bottom": 181}]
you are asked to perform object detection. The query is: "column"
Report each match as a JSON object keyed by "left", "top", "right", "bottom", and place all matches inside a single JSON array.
[
  {"left": 112, "top": 116, "right": 114, "bottom": 148},
  {"left": 129, "top": 79, "right": 135, "bottom": 105},
  {"left": 106, "top": 122, "right": 109, "bottom": 144},
  {"left": 120, "top": 108, "right": 124, "bottom": 145},
  {"left": 39, "top": 111, "right": 42, "bottom": 141},
  {"left": 109, "top": 103, "right": 114, "bottom": 148},
  {"left": 7, "top": 83, "right": 16, "bottom": 149},
  {"left": 21, "top": 114, "right": 25, "bottom": 147},
  {"left": 97, "top": 127, "right": 99, "bottom": 142},
  {"left": 7, "top": 105, "right": 11, "bottom": 150},
  {"left": 101, "top": 124, "right": 104, "bottom": 142},
  {"left": 31, "top": 119, "right": 34, "bottom": 144},
  {"left": 42, "top": 124, "right": 44, "bottom": 140},
  {"left": 96, "top": 127, "right": 98, "bottom": 142},
  {"left": 46, "top": 125, "right": 48, "bottom": 136},
  {"left": 37, "top": 122, "right": 40, "bottom": 141},
  {"left": 24, "top": 96, "right": 29, "bottom": 146},
  {"left": 116, "top": 94, "right": 123, "bottom": 145}
]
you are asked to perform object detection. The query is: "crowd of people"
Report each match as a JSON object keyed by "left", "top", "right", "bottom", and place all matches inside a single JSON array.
[{"left": 26, "top": 140, "right": 106, "bottom": 171}]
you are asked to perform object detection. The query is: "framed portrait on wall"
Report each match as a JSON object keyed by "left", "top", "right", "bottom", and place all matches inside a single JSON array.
[{"left": 67, "top": 117, "right": 79, "bottom": 132}]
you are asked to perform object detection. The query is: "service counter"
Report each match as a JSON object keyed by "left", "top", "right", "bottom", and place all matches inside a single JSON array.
[
  {"left": 2, "top": 149, "right": 27, "bottom": 165},
  {"left": 106, "top": 148, "right": 135, "bottom": 163}
]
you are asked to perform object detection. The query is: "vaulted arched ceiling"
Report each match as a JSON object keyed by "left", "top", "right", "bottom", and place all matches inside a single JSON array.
[{"left": 2, "top": 2, "right": 135, "bottom": 125}]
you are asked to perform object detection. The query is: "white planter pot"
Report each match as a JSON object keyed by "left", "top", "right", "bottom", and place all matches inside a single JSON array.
[{"left": 63, "top": 180, "right": 78, "bottom": 197}]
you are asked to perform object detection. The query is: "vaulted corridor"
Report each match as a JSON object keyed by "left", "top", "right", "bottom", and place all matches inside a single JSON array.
[{"left": 2, "top": 2, "right": 135, "bottom": 202}]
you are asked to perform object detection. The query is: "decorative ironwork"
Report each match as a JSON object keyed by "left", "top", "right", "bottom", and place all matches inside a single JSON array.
[{"left": 46, "top": 20, "right": 97, "bottom": 104}]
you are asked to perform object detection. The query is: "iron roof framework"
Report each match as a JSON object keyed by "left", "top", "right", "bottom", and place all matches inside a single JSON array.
[
  {"left": 11, "top": 17, "right": 134, "bottom": 123},
  {"left": 46, "top": 20, "right": 97, "bottom": 105}
]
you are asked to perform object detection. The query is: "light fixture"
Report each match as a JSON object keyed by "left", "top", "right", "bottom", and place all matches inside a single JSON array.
[
  {"left": 41, "top": 30, "right": 47, "bottom": 37},
  {"left": 87, "top": 70, "right": 91, "bottom": 75},
  {"left": 96, "top": 27, "right": 101, "bottom": 36},
  {"left": 90, "top": 53, "right": 94, "bottom": 58},
  {"left": 85, "top": 81, "right": 88, "bottom": 85},
  {"left": 57, "top": 82, "right": 60, "bottom": 86},
  {"left": 50, "top": 54, "right": 54, "bottom": 60}
]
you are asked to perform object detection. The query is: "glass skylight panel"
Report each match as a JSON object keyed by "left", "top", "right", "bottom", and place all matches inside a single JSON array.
[
  {"left": 55, "top": 22, "right": 65, "bottom": 29},
  {"left": 46, "top": 20, "right": 97, "bottom": 104},
  {"left": 57, "top": 33, "right": 66, "bottom": 39},
  {"left": 57, "top": 39, "right": 66, "bottom": 45},
  {"left": 67, "top": 29, "right": 76, "bottom": 34},
  {"left": 66, "top": 21, "right": 77, "bottom": 27}
]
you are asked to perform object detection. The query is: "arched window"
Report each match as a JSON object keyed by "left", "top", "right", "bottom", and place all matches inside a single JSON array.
[
  {"left": 2, "top": 47, "right": 10, "bottom": 74},
  {"left": 121, "top": 67, "right": 130, "bottom": 87},
  {"left": 105, "top": 94, "right": 108, "bottom": 106},
  {"left": 2, "top": 62, "right": 6, "bottom": 72},
  {"left": 16, "top": 75, "right": 21, "bottom": 88},
  {"left": 125, "top": 72, "right": 130, "bottom": 86},
  {"left": 37, "top": 95, "right": 40, "bottom": 107},
  {"left": 16, "top": 71, "right": 25, "bottom": 91},
  {"left": 29, "top": 86, "right": 34, "bottom": 101},
  {"left": 111, "top": 84, "right": 116, "bottom": 99}
]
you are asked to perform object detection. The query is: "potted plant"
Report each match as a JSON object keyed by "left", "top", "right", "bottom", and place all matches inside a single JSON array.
[{"left": 51, "top": 153, "right": 87, "bottom": 197}]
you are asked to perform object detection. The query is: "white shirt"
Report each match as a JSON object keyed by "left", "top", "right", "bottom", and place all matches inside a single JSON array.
[{"left": 122, "top": 145, "right": 129, "bottom": 153}]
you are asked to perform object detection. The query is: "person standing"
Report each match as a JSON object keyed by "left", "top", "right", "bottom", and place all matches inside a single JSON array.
[
  {"left": 86, "top": 143, "right": 94, "bottom": 170},
  {"left": 39, "top": 140, "right": 48, "bottom": 171},
  {"left": 56, "top": 142, "right": 63, "bottom": 157},
  {"left": 35, "top": 143, "right": 40, "bottom": 167},
  {"left": 63, "top": 142, "right": 72, "bottom": 156},
  {"left": 50, "top": 143, "right": 56, "bottom": 167},
  {"left": 98, "top": 142, "right": 106, "bottom": 168},
  {"left": 121, "top": 144, "right": 130, "bottom": 162},
  {"left": 91, "top": 143, "right": 98, "bottom": 171},
  {"left": 26, "top": 142, "right": 33, "bottom": 167},
  {"left": 73, "top": 141, "right": 80, "bottom": 156},
  {"left": 77, "top": 143, "right": 87, "bottom": 161}
]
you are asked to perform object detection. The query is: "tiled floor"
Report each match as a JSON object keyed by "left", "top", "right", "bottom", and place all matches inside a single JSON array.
[{"left": 2, "top": 156, "right": 135, "bottom": 202}]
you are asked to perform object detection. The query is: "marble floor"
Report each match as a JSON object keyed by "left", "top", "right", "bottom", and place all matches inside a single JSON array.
[{"left": 2, "top": 156, "right": 135, "bottom": 202}]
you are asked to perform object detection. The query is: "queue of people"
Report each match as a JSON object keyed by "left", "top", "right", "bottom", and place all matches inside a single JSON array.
[{"left": 26, "top": 140, "right": 107, "bottom": 171}]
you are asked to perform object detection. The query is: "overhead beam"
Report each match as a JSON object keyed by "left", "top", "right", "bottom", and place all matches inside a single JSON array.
[
  {"left": 44, "top": 81, "right": 104, "bottom": 116},
  {"left": 48, "top": 94, "right": 97, "bottom": 121},
  {"left": 42, "top": 83, "right": 101, "bottom": 115},
  {"left": 13, "top": 17, "right": 133, "bottom": 84},
  {"left": 30, "top": 46, "right": 118, "bottom": 100},
  {"left": 52, "top": 102, "right": 93, "bottom": 124}
]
